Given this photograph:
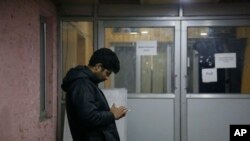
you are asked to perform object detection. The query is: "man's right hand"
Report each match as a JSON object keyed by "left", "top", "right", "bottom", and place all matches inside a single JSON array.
[{"left": 110, "top": 104, "right": 128, "bottom": 120}]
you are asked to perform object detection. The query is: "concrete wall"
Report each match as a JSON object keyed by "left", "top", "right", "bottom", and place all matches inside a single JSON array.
[{"left": 0, "top": 0, "right": 58, "bottom": 141}]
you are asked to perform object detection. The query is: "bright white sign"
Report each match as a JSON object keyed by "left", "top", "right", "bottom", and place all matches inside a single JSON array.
[
  {"left": 63, "top": 113, "right": 73, "bottom": 141},
  {"left": 102, "top": 88, "right": 127, "bottom": 141},
  {"left": 202, "top": 68, "right": 217, "bottom": 83},
  {"left": 215, "top": 53, "right": 236, "bottom": 68},
  {"left": 136, "top": 41, "right": 157, "bottom": 56}
]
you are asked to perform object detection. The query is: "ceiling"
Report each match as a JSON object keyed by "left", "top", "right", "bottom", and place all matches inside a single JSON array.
[{"left": 51, "top": 0, "right": 249, "bottom": 5}]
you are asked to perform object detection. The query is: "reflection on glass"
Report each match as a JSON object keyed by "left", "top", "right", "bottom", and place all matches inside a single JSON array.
[
  {"left": 141, "top": 43, "right": 171, "bottom": 93},
  {"left": 105, "top": 27, "right": 175, "bottom": 94},
  {"left": 61, "top": 21, "right": 93, "bottom": 99},
  {"left": 187, "top": 27, "right": 250, "bottom": 94},
  {"left": 62, "top": 22, "right": 93, "bottom": 76}
]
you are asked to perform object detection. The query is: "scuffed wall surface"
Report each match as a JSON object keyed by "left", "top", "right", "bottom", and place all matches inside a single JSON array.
[{"left": 0, "top": 0, "right": 57, "bottom": 141}]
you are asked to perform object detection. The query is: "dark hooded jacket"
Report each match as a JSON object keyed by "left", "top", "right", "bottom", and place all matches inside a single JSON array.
[{"left": 61, "top": 65, "right": 120, "bottom": 141}]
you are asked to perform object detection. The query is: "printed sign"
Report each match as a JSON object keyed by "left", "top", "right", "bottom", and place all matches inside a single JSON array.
[
  {"left": 136, "top": 41, "right": 157, "bottom": 56},
  {"left": 202, "top": 68, "right": 217, "bottom": 83},
  {"left": 215, "top": 53, "right": 236, "bottom": 68}
]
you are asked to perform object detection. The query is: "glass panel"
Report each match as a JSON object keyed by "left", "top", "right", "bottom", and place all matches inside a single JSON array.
[
  {"left": 104, "top": 27, "right": 175, "bottom": 94},
  {"left": 61, "top": 21, "right": 93, "bottom": 98},
  {"left": 62, "top": 22, "right": 93, "bottom": 76},
  {"left": 187, "top": 26, "right": 250, "bottom": 94},
  {"left": 40, "top": 16, "right": 46, "bottom": 118}
]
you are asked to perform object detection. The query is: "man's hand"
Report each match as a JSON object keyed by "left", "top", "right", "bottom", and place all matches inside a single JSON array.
[{"left": 110, "top": 104, "right": 128, "bottom": 120}]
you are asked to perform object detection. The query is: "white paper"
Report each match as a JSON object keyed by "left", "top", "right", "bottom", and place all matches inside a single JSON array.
[
  {"left": 63, "top": 88, "right": 127, "bottom": 141},
  {"left": 215, "top": 53, "right": 236, "bottom": 68},
  {"left": 63, "top": 112, "right": 73, "bottom": 141},
  {"left": 102, "top": 88, "right": 127, "bottom": 141},
  {"left": 202, "top": 68, "right": 217, "bottom": 83},
  {"left": 136, "top": 41, "right": 157, "bottom": 56}
]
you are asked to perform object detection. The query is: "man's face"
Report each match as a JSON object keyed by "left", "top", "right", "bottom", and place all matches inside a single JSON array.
[{"left": 95, "top": 66, "right": 112, "bottom": 82}]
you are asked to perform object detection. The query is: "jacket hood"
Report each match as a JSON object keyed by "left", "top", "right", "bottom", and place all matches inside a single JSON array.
[{"left": 61, "top": 65, "right": 101, "bottom": 92}]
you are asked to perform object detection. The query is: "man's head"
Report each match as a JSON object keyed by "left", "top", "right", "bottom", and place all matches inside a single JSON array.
[{"left": 88, "top": 48, "right": 120, "bottom": 82}]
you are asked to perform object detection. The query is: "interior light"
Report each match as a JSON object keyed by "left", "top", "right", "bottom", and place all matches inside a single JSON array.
[
  {"left": 129, "top": 32, "right": 138, "bottom": 34},
  {"left": 141, "top": 31, "right": 148, "bottom": 34},
  {"left": 200, "top": 32, "right": 207, "bottom": 36}
]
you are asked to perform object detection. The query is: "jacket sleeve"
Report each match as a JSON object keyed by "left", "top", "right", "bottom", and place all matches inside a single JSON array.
[{"left": 69, "top": 79, "right": 115, "bottom": 128}]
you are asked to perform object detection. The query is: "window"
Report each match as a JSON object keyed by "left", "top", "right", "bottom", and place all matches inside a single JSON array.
[
  {"left": 104, "top": 27, "right": 175, "bottom": 94},
  {"left": 40, "top": 16, "right": 53, "bottom": 120},
  {"left": 40, "top": 16, "right": 47, "bottom": 120},
  {"left": 61, "top": 21, "right": 94, "bottom": 98},
  {"left": 187, "top": 26, "right": 250, "bottom": 94}
]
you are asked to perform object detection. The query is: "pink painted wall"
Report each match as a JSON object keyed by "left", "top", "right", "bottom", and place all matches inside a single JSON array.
[{"left": 0, "top": 0, "right": 58, "bottom": 141}]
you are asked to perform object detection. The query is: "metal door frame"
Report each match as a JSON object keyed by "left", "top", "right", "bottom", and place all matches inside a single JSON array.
[{"left": 98, "top": 20, "right": 181, "bottom": 141}]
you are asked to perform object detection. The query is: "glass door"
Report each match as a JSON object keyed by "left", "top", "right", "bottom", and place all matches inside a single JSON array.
[
  {"left": 60, "top": 21, "right": 94, "bottom": 141},
  {"left": 181, "top": 20, "right": 250, "bottom": 141},
  {"left": 99, "top": 21, "right": 180, "bottom": 141}
]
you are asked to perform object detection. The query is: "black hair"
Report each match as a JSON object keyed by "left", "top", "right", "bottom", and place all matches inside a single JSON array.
[{"left": 88, "top": 48, "right": 120, "bottom": 73}]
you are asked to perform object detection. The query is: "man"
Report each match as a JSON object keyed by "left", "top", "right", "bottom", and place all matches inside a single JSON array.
[{"left": 61, "top": 48, "right": 128, "bottom": 141}]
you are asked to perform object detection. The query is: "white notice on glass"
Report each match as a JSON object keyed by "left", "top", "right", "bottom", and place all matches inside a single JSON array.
[
  {"left": 215, "top": 53, "right": 236, "bottom": 68},
  {"left": 136, "top": 41, "right": 157, "bottom": 56},
  {"left": 202, "top": 68, "right": 217, "bottom": 83}
]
